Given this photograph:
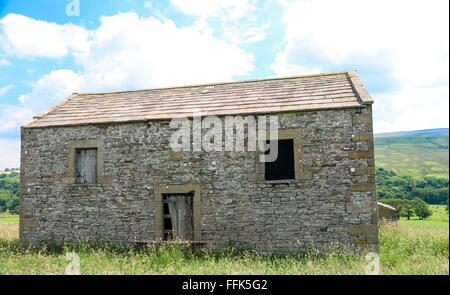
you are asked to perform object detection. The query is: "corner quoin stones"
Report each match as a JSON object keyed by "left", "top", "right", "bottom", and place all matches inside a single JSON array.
[{"left": 19, "top": 71, "right": 379, "bottom": 253}]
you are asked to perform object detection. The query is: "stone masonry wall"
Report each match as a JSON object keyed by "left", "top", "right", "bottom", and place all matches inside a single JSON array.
[{"left": 20, "top": 106, "right": 378, "bottom": 253}]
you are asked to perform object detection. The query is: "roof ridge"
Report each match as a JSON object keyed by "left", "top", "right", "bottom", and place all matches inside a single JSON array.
[{"left": 75, "top": 71, "right": 353, "bottom": 96}]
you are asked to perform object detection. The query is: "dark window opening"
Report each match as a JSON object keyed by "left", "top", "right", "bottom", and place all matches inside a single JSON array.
[
  {"left": 162, "top": 193, "right": 194, "bottom": 241},
  {"left": 75, "top": 148, "right": 98, "bottom": 184},
  {"left": 264, "top": 139, "right": 295, "bottom": 180},
  {"left": 163, "top": 198, "right": 173, "bottom": 240}
]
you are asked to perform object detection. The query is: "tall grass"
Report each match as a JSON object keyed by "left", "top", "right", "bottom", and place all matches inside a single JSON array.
[
  {"left": 0, "top": 223, "right": 18, "bottom": 241},
  {"left": 0, "top": 222, "right": 448, "bottom": 275},
  {"left": 379, "top": 222, "right": 449, "bottom": 274}
]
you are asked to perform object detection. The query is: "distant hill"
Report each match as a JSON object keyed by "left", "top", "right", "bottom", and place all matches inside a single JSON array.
[
  {"left": 375, "top": 128, "right": 449, "bottom": 138},
  {"left": 374, "top": 133, "right": 449, "bottom": 179}
]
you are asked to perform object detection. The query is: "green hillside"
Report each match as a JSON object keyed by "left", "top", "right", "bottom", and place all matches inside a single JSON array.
[{"left": 375, "top": 135, "right": 449, "bottom": 179}]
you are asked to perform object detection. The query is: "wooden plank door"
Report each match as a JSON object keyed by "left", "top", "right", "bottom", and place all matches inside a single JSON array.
[
  {"left": 166, "top": 194, "right": 194, "bottom": 240},
  {"left": 75, "top": 148, "right": 98, "bottom": 184}
]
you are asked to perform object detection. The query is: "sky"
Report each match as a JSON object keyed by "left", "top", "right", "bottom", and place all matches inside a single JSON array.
[{"left": 0, "top": 0, "right": 448, "bottom": 169}]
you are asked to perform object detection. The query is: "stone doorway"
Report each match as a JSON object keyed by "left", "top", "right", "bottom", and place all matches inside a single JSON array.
[{"left": 154, "top": 184, "right": 202, "bottom": 241}]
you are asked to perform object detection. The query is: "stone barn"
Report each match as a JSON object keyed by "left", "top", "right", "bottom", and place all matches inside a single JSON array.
[
  {"left": 377, "top": 202, "right": 398, "bottom": 222},
  {"left": 19, "top": 71, "right": 379, "bottom": 252}
]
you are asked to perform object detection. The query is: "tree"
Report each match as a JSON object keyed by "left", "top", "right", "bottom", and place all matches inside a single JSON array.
[
  {"left": 411, "top": 197, "right": 432, "bottom": 220},
  {"left": 376, "top": 168, "right": 449, "bottom": 205},
  {"left": 0, "top": 177, "right": 20, "bottom": 213},
  {"left": 400, "top": 200, "right": 415, "bottom": 220}
]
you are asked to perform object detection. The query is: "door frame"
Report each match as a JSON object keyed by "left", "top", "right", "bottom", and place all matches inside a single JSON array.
[{"left": 153, "top": 184, "right": 202, "bottom": 241}]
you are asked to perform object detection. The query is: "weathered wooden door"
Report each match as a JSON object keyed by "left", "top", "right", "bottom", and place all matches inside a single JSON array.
[
  {"left": 165, "top": 194, "right": 194, "bottom": 240},
  {"left": 75, "top": 148, "right": 98, "bottom": 184}
]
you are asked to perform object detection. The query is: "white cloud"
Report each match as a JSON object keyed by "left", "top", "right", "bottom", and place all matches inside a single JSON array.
[
  {"left": 271, "top": 51, "right": 322, "bottom": 76},
  {"left": 1, "top": 72, "right": 78, "bottom": 137},
  {"left": 77, "top": 13, "right": 254, "bottom": 89},
  {"left": 0, "top": 84, "right": 14, "bottom": 96},
  {"left": 373, "top": 86, "right": 449, "bottom": 133},
  {"left": 16, "top": 69, "right": 82, "bottom": 109},
  {"left": 0, "top": 104, "right": 34, "bottom": 134},
  {"left": 271, "top": 0, "right": 449, "bottom": 87},
  {"left": 171, "top": 0, "right": 269, "bottom": 45},
  {"left": 0, "top": 58, "right": 10, "bottom": 66},
  {"left": 242, "top": 23, "right": 270, "bottom": 43},
  {"left": 171, "top": 0, "right": 253, "bottom": 18},
  {"left": 0, "top": 138, "right": 20, "bottom": 170},
  {"left": 0, "top": 13, "right": 91, "bottom": 58},
  {"left": 272, "top": 0, "right": 449, "bottom": 132}
]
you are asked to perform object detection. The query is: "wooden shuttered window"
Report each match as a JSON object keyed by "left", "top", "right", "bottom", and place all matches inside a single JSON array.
[{"left": 75, "top": 148, "right": 98, "bottom": 184}]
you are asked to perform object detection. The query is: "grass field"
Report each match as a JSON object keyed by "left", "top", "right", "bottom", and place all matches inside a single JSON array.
[
  {"left": 399, "top": 205, "right": 449, "bottom": 229},
  {"left": 374, "top": 135, "right": 449, "bottom": 179},
  {"left": 0, "top": 221, "right": 448, "bottom": 275},
  {"left": 0, "top": 216, "right": 19, "bottom": 223},
  {"left": 0, "top": 210, "right": 19, "bottom": 223}
]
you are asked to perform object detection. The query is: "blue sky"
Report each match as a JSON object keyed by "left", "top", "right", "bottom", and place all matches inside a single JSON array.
[{"left": 0, "top": 0, "right": 448, "bottom": 169}]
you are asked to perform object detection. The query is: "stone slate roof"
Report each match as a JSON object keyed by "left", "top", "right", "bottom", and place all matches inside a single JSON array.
[{"left": 23, "top": 70, "right": 373, "bottom": 128}]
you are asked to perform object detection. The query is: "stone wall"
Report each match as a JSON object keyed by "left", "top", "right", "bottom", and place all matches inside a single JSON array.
[{"left": 20, "top": 106, "right": 379, "bottom": 253}]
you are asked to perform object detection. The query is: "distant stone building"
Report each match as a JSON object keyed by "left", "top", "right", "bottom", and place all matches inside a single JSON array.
[
  {"left": 377, "top": 202, "right": 398, "bottom": 221},
  {"left": 20, "top": 71, "right": 379, "bottom": 252}
]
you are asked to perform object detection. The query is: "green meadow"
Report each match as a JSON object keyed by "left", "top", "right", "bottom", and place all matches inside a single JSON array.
[
  {"left": 399, "top": 205, "right": 449, "bottom": 229},
  {"left": 0, "top": 216, "right": 19, "bottom": 224}
]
